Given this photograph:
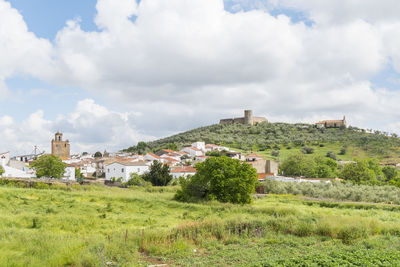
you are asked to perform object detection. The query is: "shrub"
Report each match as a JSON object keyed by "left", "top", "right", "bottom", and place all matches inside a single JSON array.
[
  {"left": 124, "top": 173, "right": 149, "bottom": 187},
  {"left": 326, "top": 151, "right": 336, "bottom": 160},
  {"left": 271, "top": 150, "right": 280, "bottom": 157},
  {"left": 340, "top": 159, "right": 378, "bottom": 184},
  {"left": 301, "top": 146, "right": 315, "bottom": 154},
  {"left": 175, "top": 156, "right": 258, "bottom": 204},
  {"left": 33, "top": 182, "right": 50, "bottom": 190}
]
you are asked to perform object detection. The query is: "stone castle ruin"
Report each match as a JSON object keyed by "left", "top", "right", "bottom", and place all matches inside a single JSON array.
[{"left": 220, "top": 110, "right": 267, "bottom": 126}]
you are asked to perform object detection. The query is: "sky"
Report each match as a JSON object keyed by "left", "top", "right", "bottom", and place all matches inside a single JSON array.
[{"left": 1, "top": 0, "right": 400, "bottom": 155}]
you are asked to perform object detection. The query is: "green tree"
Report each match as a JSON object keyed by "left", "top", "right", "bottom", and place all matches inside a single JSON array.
[
  {"left": 382, "top": 166, "right": 398, "bottom": 182},
  {"left": 280, "top": 154, "right": 315, "bottom": 177},
  {"left": 340, "top": 159, "right": 377, "bottom": 184},
  {"left": 143, "top": 160, "right": 172, "bottom": 186},
  {"left": 0, "top": 165, "right": 4, "bottom": 176},
  {"left": 175, "top": 156, "right": 258, "bottom": 204},
  {"left": 31, "top": 155, "right": 66, "bottom": 179},
  {"left": 206, "top": 150, "right": 221, "bottom": 157},
  {"left": 313, "top": 157, "right": 337, "bottom": 178},
  {"left": 75, "top": 168, "right": 84, "bottom": 178},
  {"left": 94, "top": 151, "right": 102, "bottom": 158}
]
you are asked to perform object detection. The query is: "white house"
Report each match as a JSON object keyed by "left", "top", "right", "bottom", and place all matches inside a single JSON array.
[
  {"left": 170, "top": 166, "right": 197, "bottom": 178},
  {"left": 181, "top": 147, "right": 204, "bottom": 157},
  {"left": 191, "top": 142, "right": 206, "bottom": 151},
  {"left": 205, "top": 144, "right": 229, "bottom": 152},
  {"left": 64, "top": 166, "right": 76, "bottom": 181},
  {"left": 194, "top": 155, "right": 209, "bottom": 163},
  {"left": 1, "top": 165, "right": 33, "bottom": 178},
  {"left": 0, "top": 152, "right": 10, "bottom": 166},
  {"left": 105, "top": 161, "right": 149, "bottom": 182}
]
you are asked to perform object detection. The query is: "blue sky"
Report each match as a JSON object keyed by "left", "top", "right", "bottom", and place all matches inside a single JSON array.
[{"left": 1, "top": 0, "right": 400, "bottom": 154}]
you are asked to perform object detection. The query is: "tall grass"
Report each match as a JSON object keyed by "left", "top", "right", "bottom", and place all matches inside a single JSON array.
[{"left": 1, "top": 184, "right": 400, "bottom": 265}]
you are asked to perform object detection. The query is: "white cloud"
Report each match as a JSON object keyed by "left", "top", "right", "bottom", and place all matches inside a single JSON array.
[
  {"left": 0, "top": 99, "right": 153, "bottom": 155},
  {"left": 1, "top": 0, "right": 400, "bottom": 150},
  {"left": 0, "top": 0, "right": 54, "bottom": 96}
]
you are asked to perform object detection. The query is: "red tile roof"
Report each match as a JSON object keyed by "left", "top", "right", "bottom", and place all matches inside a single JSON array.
[
  {"left": 170, "top": 166, "right": 197, "bottom": 173},
  {"left": 146, "top": 153, "right": 162, "bottom": 159},
  {"left": 160, "top": 149, "right": 175, "bottom": 153}
]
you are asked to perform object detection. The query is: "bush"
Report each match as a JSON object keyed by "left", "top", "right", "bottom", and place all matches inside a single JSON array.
[
  {"left": 301, "top": 146, "right": 315, "bottom": 154},
  {"left": 326, "top": 151, "right": 336, "bottom": 160},
  {"left": 175, "top": 156, "right": 258, "bottom": 204},
  {"left": 340, "top": 159, "right": 378, "bottom": 184},
  {"left": 124, "top": 173, "right": 149, "bottom": 187},
  {"left": 271, "top": 150, "right": 280, "bottom": 157}
]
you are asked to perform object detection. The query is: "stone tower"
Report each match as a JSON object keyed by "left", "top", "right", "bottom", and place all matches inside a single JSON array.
[
  {"left": 244, "top": 110, "right": 253, "bottom": 125},
  {"left": 51, "top": 132, "right": 70, "bottom": 159}
]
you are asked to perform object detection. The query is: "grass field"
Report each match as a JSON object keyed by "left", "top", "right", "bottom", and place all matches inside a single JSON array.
[{"left": 1, "top": 184, "right": 400, "bottom": 266}]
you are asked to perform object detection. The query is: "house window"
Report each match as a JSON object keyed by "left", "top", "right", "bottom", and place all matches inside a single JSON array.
[
  {"left": 122, "top": 168, "right": 124, "bottom": 173},
  {"left": 108, "top": 169, "right": 110, "bottom": 173}
]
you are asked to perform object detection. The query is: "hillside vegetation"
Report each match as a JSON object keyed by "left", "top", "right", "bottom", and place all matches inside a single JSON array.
[
  {"left": 140, "top": 122, "right": 400, "bottom": 163},
  {"left": 2, "top": 184, "right": 400, "bottom": 266}
]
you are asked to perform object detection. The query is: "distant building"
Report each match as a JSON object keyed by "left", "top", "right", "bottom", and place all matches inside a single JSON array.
[
  {"left": 247, "top": 159, "right": 279, "bottom": 176},
  {"left": 170, "top": 166, "right": 197, "bottom": 178},
  {"left": 105, "top": 161, "right": 150, "bottom": 182},
  {"left": 220, "top": 110, "right": 267, "bottom": 126},
  {"left": 51, "top": 132, "right": 70, "bottom": 159},
  {"left": 316, "top": 116, "right": 347, "bottom": 128}
]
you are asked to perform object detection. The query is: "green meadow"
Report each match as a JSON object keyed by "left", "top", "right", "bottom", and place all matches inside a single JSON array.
[{"left": 1, "top": 184, "right": 400, "bottom": 266}]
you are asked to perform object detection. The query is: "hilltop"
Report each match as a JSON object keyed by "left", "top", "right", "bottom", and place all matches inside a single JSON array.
[{"left": 128, "top": 122, "right": 400, "bottom": 163}]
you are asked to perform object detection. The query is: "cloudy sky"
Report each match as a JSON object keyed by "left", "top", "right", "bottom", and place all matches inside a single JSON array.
[{"left": 1, "top": 0, "right": 400, "bottom": 155}]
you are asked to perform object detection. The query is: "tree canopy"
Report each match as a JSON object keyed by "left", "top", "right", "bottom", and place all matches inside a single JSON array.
[
  {"left": 175, "top": 156, "right": 258, "bottom": 204},
  {"left": 31, "top": 155, "right": 66, "bottom": 179},
  {"left": 143, "top": 160, "right": 172, "bottom": 186},
  {"left": 0, "top": 165, "right": 4, "bottom": 176},
  {"left": 280, "top": 154, "right": 337, "bottom": 178}
]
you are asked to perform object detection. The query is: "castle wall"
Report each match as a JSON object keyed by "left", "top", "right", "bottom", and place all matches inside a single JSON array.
[
  {"left": 253, "top": 117, "right": 267, "bottom": 125},
  {"left": 219, "top": 110, "right": 267, "bottom": 126}
]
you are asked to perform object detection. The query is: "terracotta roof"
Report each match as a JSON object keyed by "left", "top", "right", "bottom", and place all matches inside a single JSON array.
[
  {"left": 163, "top": 157, "right": 179, "bottom": 162},
  {"left": 146, "top": 153, "right": 162, "bottom": 159},
  {"left": 205, "top": 144, "right": 218, "bottom": 148},
  {"left": 171, "top": 166, "right": 197, "bottom": 173},
  {"left": 106, "top": 160, "right": 148, "bottom": 167},
  {"left": 160, "top": 149, "right": 175, "bottom": 153},
  {"left": 188, "top": 147, "right": 202, "bottom": 151}
]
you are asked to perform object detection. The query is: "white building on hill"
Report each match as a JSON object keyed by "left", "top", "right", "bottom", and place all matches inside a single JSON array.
[{"left": 105, "top": 161, "right": 149, "bottom": 182}]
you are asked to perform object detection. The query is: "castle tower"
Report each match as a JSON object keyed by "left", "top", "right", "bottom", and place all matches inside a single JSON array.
[
  {"left": 51, "top": 132, "right": 70, "bottom": 159},
  {"left": 244, "top": 110, "right": 253, "bottom": 125}
]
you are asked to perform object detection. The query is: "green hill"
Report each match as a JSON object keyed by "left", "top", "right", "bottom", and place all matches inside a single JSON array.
[{"left": 127, "top": 122, "right": 400, "bottom": 163}]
